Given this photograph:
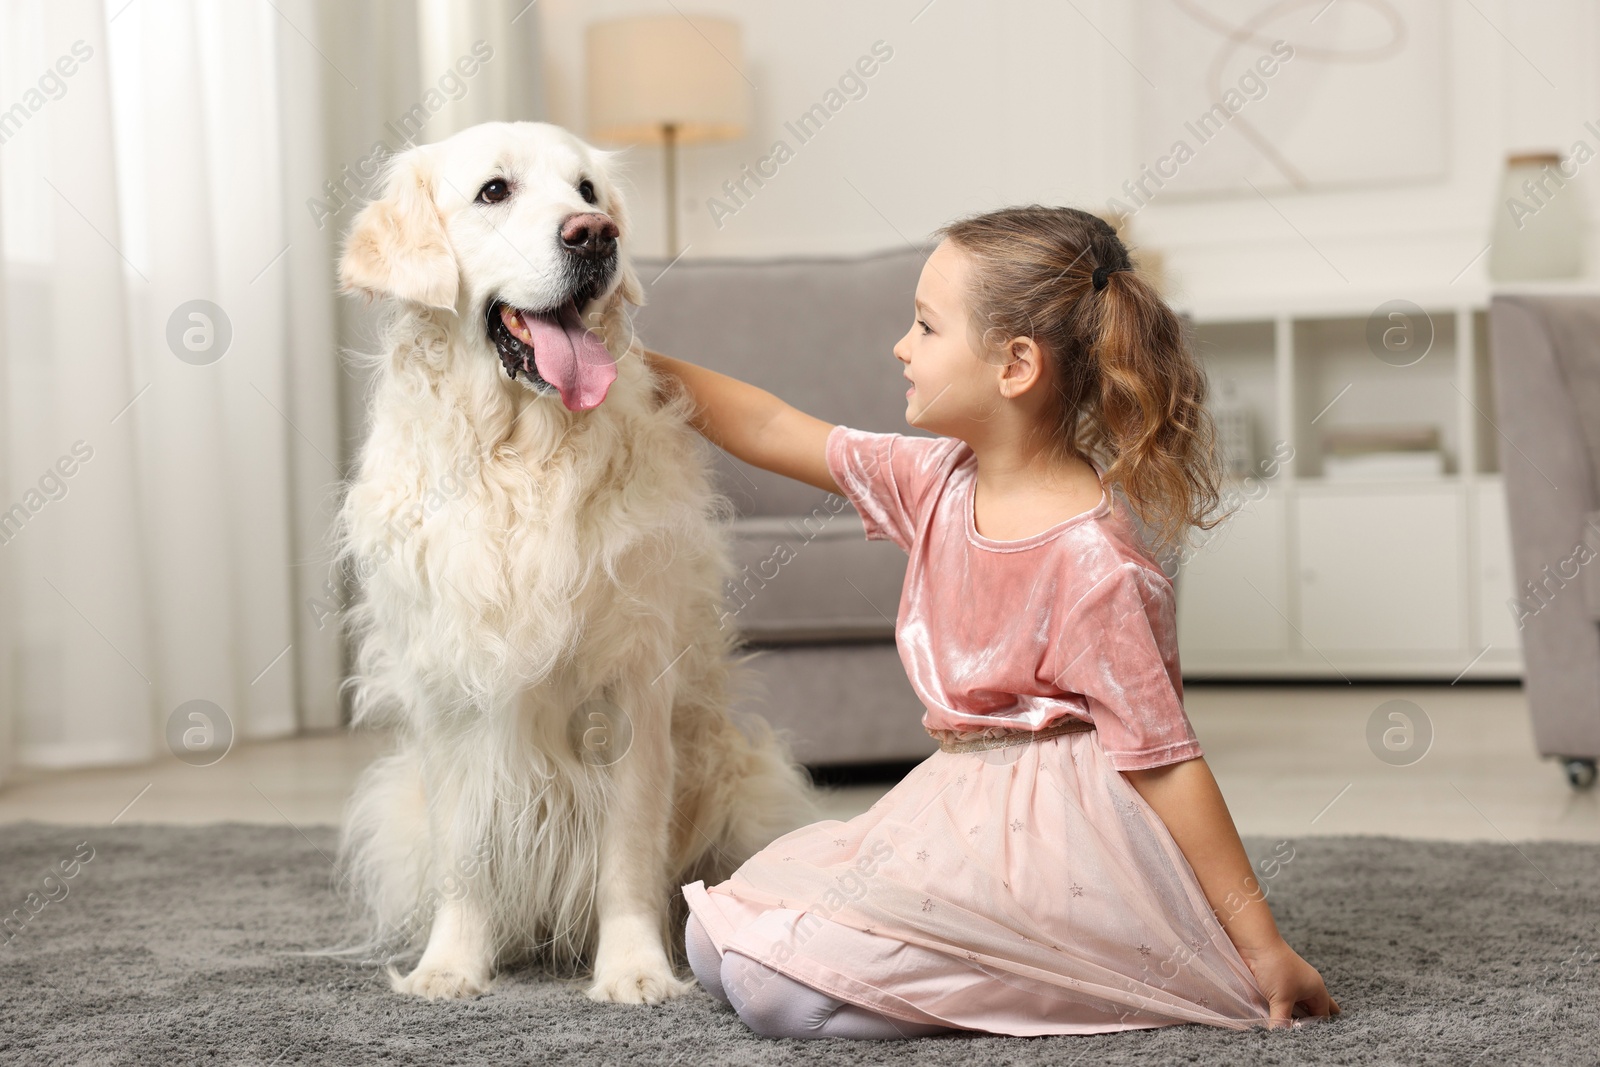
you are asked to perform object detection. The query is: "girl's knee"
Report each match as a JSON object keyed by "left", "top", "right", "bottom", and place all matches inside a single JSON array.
[
  {"left": 684, "top": 913, "right": 729, "bottom": 1005},
  {"left": 720, "top": 951, "right": 812, "bottom": 1037},
  {"left": 721, "top": 950, "right": 958, "bottom": 1040}
]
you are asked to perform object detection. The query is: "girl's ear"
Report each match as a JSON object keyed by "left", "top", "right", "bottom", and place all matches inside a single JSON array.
[
  {"left": 338, "top": 148, "right": 459, "bottom": 311},
  {"left": 998, "top": 336, "right": 1048, "bottom": 398}
]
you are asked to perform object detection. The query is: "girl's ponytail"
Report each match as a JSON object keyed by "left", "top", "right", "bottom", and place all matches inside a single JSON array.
[
  {"left": 936, "top": 205, "right": 1228, "bottom": 558},
  {"left": 1087, "top": 248, "right": 1226, "bottom": 556}
]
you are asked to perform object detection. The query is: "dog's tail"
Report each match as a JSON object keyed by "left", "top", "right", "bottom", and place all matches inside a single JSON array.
[
  {"left": 289, "top": 747, "right": 437, "bottom": 970},
  {"left": 678, "top": 648, "right": 823, "bottom": 882},
  {"left": 724, "top": 667, "right": 823, "bottom": 860}
]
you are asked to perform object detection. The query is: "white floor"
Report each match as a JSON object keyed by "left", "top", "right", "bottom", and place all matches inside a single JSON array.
[{"left": 2, "top": 684, "right": 1596, "bottom": 843}]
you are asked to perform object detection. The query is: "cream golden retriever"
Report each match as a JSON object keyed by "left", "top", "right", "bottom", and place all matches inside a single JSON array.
[{"left": 330, "top": 121, "right": 817, "bottom": 1003}]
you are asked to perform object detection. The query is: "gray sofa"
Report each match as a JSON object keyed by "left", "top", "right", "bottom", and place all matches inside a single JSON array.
[
  {"left": 631, "top": 248, "right": 941, "bottom": 766},
  {"left": 1487, "top": 293, "right": 1600, "bottom": 788}
]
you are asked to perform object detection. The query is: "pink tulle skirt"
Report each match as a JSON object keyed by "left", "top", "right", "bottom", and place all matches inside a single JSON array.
[{"left": 682, "top": 723, "right": 1278, "bottom": 1036}]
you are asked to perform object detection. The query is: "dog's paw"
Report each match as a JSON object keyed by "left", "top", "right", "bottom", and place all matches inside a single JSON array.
[
  {"left": 585, "top": 960, "right": 695, "bottom": 1005},
  {"left": 387, "top": 961, "right": 493, "bottom": 1000}
]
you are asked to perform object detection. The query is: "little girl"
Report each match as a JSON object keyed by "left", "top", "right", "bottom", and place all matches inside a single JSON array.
[{"left": 642, "top": 205, "right": 1340, "bottom": 1040}]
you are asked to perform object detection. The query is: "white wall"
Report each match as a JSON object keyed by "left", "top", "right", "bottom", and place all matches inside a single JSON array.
[{"left": 540, "top": 0, "right": 1600, "bottom": 311}]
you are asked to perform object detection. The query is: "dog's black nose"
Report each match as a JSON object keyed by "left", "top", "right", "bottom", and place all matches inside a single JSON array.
[{"left": 560, "top": 213, "right": 619, "bottom": 257}]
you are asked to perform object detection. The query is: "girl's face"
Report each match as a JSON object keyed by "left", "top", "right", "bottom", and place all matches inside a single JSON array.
[{"left": 893, "top": 240, "right": 1007, "bottom": 437}]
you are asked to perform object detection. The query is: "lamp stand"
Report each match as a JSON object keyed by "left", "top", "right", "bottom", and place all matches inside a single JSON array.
[{"left": 661, "top": 122, "right": 679, "bottom": 259}]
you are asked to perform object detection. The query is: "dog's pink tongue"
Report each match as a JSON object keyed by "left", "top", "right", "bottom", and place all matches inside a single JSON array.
[{"left": 524, "top": 302, "right": 616, "bottom": 412}]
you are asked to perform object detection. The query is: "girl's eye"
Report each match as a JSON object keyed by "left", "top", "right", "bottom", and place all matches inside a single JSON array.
[
  {"left": 476, "top": 178, "right": 510, "bottom": 205},
  {"left": 578, "top": 179, "right": 597, "bottom": 205},
  {"left": 917, "top": 318, "right": 932, "bottom": 335}
]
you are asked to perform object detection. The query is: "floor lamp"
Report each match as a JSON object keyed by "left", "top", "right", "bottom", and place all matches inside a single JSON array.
[{"left": 586, "top": 15, "right": 749, "bottom": 259}]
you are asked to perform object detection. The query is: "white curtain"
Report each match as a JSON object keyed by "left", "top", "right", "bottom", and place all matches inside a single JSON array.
[
  {"left": 0, "top": 0, "right": 338, "bottom": 777},
  {"left": 0, "top": 0, "right": 546, "bottom": 780}
]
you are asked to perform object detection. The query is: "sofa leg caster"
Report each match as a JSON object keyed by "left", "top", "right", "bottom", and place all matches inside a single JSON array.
[{"left": 1562, "top": 758, "right": 1597, "bottom": 790}]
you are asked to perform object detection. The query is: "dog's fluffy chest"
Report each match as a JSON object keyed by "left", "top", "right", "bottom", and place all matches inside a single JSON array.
[{"left": 341, "top": 396, "right": 720, "bottom": 713}]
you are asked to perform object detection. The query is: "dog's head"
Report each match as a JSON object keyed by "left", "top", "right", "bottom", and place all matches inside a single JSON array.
[{"left": 339, "top": 121, "right": 641, "bottom": 412}]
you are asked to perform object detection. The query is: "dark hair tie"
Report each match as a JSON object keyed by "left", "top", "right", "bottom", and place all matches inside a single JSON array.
[{"left": 1092, "top": 263, "right": 1131, "bottom": 292}]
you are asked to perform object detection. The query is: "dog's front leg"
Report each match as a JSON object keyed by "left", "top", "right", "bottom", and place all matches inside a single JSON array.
[
  {"left": 389, "top": 771, "right": 497, "bottom": 1000},
  {"left": 390, "top": 888, "right": 496, "bottom": 1000},
  {"left": 584, "top": 672, "right": 694, "bottom": 1005}
]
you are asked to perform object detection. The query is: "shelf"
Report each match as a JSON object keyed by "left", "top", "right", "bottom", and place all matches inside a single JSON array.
[
  {"left": 1292, "top": 475, "right": 1469, "bottom": 489},
  {"left": 1292, "top": 313, "right": 1461, "bottom": 479},
  {"left": 1173, "top": 294, "right": 1522, "bottom": 679},
  {"left": 1193, "top": 321, "right": 1276, "bottom": 477},
  {"left": 1174, "top": 285, "right": 1488, "bottom": 325},
  {"left": 1174, "top": 279, "right": 1600, "bottom": 325}
]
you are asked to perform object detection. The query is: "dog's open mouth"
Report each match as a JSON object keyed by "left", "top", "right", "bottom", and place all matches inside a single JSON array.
[{"left": 488, "top": 299, "right": 617, "bottom": 412}]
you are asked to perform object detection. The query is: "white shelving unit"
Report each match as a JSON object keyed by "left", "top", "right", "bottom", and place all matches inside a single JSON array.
[{"left": 1166, "top": 281, "right": 1552, "bottom": 681}]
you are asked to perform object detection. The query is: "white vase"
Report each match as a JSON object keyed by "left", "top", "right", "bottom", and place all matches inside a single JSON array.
[{"left": 1488, "top": 150, "right": 1586, "bottom": 281}]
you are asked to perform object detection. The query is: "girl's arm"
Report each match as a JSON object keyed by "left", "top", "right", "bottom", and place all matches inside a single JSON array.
[
  {"left": 641, "top": 348, "right": 842, "bottom": 495},
  {"left": 1122, "top": 757, "right": 1341, "bottom": 1024}
]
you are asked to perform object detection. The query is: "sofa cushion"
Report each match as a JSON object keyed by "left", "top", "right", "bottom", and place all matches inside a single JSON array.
[
  {"left": 631, "top": 247, "right": 938, "bottom": 517},
  {"left": 730, "top": 642, "right": 938, "bottom": 765},
  {"left": 722, "top": 511, "right": 906, "bottom": 642}
]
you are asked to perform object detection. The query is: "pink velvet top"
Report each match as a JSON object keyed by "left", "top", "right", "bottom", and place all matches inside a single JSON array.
[{"left": 824, "top": 424, "right": 1204, "bottom": 772}]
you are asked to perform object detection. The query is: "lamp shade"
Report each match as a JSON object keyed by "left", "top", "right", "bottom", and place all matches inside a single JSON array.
[{"left": 585, "top": 15, "right": 749, "bottom": 145}]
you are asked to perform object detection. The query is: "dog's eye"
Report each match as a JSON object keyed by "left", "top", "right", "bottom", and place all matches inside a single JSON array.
[
  {"left": 577, "top": 179, "right": 597, "bottom": 205},
  {"left": 476, "top": 179, "right": 510, "bottom": 205}
]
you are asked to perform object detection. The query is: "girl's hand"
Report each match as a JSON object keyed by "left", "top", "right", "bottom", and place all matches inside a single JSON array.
[
  {"left": 636, "top": 349, "right": 839, "bottom": 493},
  {"left": 1237, "top": 937, "right": 1341, "bottom": 1027}
]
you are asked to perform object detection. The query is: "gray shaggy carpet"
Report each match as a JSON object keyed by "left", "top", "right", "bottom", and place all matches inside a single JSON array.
[{"left": 0, "top": 821, "right": 1592, "bottom": 1066}]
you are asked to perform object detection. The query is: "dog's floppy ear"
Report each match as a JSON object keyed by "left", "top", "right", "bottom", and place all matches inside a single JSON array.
[{"left": 339, "top": 149, "right": 459, "bottom": 312}]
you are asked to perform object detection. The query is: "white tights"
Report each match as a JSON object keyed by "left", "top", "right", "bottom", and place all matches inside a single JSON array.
[{"left": 684, "top": 912, "right": 957, "bottom": 1040}]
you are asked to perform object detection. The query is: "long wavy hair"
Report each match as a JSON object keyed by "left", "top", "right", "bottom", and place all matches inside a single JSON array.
[{"left": 935, "top": 204, "right": 1229, "bottom": 558}]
